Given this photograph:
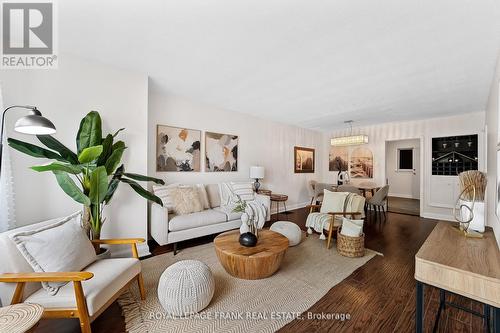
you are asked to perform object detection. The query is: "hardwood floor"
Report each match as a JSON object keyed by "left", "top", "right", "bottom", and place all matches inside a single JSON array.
[
  {"left": 36, "top": 209, "right": 489, "bottom": 333},
  {"left": 387, "top": 196, "right": 420, "bottom": 216}
]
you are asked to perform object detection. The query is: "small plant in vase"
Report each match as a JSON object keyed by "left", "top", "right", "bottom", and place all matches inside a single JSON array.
[
  {"left": 8, "top": 111, "right": 165, "bottom": 254},
  {"left": 232, "top": 196, "right": 258, "bottom": 247}
]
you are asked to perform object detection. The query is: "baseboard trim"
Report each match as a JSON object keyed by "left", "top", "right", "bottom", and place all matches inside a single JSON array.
[
  {"left": 275, "top": 201, "right": 310, "bottom": 214},
  {"left": 421, "top": 212, "right": 454, "bottom": 222},
  {"left": 388, "top": 193, "right": 418, "bottom": 199}
]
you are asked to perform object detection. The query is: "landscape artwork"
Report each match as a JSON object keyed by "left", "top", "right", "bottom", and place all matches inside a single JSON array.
[
  {"left": 350, "top": 147, "right": 373, "bottom": 178},
  {"left": 156, "top": 125, "right": 201, "bottom": 172},
  {"left": 329, "top": 146, "right": 349, "bottom": 171},
  {"left": 205, "top": 132, "right": 239, "bottom": 172},
  {"left": 294, "top": 147, "right": 315, "bottom": 173}
]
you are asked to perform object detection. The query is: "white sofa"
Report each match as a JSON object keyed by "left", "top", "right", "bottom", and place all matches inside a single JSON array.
[{"left": 150, "top": 184, "right": 270, "bottom": 254}]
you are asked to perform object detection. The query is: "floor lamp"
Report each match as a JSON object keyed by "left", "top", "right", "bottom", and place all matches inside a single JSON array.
[{"left": 0, "top": 105, "right": 56, "bottom": 178}]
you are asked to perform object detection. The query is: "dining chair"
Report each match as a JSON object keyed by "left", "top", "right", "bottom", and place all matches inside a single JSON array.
[{"left": 367, "top": 185, "right": 390, "bottom": 218}]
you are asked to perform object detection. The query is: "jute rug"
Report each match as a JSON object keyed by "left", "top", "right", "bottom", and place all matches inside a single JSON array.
[{"left": 118, "top": 234, "right": 376, "bottom": 333}]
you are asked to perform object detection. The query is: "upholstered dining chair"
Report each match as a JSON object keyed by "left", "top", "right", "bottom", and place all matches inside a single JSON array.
[
  {"left": 337, "top": 185, "right": 361, "bottom": 195},
  {"left": 367, "top": 185, "right": 390, "bottom": 217},
  {"left": 308, "top": 180, "right": 318, "bottom": 205}
]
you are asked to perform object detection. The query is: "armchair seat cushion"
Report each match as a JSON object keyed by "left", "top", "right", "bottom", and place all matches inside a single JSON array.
[
  {"left": 24, "top": 258, "right": 140, "bottom": 316},
  {"left": 168, "top": 210, "right": 227, "bottom": 232}
]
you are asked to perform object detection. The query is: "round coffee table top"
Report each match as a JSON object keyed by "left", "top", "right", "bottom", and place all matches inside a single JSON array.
[
  {"left": 214, "top": 230, "right": 289, "bottom": 279},
  {"left": 0, "top": 303, "right": 44, "bottom": 333}
]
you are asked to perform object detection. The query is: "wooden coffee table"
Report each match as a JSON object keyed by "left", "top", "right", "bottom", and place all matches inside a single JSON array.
[{"left": 214, "top": 230, "right": 289, "bottom": 280}]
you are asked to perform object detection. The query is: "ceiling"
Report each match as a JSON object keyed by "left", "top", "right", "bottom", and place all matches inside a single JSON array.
[{"left": 60, "top": 0, "right": 500, "bottom": 131}]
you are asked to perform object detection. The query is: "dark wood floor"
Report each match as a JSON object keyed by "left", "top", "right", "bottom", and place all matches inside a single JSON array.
[
  {"left": 387, "top": 196, "right": 420, "bottom": 216},
  {"left": 36, "top": 209, "right": 488, "bottom": 333}
]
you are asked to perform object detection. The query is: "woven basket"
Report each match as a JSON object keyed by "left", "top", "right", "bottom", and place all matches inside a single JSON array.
[{"left": 336, "top": 228, "right": 365, "bottom": 257}]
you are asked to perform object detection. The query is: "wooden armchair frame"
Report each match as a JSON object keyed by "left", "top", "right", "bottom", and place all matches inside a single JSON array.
[
  {"left": 0, "top": 238, "right": 146, "bottom": 333},
  {"left": 307, "top": 205, "right": 363, "bottom": 249}
]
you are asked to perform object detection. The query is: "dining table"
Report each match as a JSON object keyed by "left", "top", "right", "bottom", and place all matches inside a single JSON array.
[{"left": 355, "top": 184, "right": 381, "bottom": 197}]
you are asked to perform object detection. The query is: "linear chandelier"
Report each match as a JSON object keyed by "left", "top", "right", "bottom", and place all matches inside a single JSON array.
[{"left": 330, "top": 120, "right": 368, "bottom": 146}]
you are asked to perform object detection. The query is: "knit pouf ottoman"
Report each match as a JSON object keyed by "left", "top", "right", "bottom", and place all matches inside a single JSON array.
[
  {"left": 270, "top": 221, "right": 302, "bottom": 246},
  {"left": 157, "top": 260, "right": 215, "bottom": 316}
]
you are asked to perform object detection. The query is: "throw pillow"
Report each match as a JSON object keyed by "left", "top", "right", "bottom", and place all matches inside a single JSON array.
[
  {"left": 230, "top": 182, "right": 255, "bottom": 202},
  {"left": 153, "top": 183, "right": 179, "bottom": 212},
  {"left": 9, "top": 211, "right": 97, "bottom": 295},
  {"left": 172, "top": 187, "right": 204, "bottom": 215},
  {"left": 320, "top": 190, "right": 348, "bottom": 214},
  {"left": 195, "top": 184, "right": 210, "bottom": 209},
  {"left": 340, "top": 217, "right": 364, "bottom": 237}
]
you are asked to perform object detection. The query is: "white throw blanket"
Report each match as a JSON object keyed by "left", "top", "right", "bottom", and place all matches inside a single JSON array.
[{"left": 218, "top": 182, "right": 268, "bottom": 229}]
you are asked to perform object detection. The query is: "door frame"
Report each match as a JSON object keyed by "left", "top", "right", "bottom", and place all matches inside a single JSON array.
[{"left": 384, "top": 137, "right": 424, "bottom": 216}]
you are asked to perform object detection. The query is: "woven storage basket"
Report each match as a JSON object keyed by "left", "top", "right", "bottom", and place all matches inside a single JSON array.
[{"left": 336, "top": 228, "right": 365, "bottom": 257}]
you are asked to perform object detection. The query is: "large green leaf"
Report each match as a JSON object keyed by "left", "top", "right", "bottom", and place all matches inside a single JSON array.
[
  {"left": 8, "top": 138, "right": 65, "bottom": 162},
  {"left": 104, "top": 178, "right": 120, "bottom": 204},
  {"left": 120, "top": 178, "right": 163, "bottom": 206},
  {"left": 123, "top": 172, "right": 164, "bottom": 185},
  {"left": 89, "top": 166, "right": 108, "bottom": 204},
  {"left": 105, "top": 146, "right": 126, "bottom": 175},
  {"left": 78, "top": 145, "right": 103, "bottom": 164},
  {"left": 36, "top": 135, "right": 78, "bottom": 164},
  {"left": 96, "top": 134, "right": 113, "bottom": 166},
  {"left": 31, "top": 162, "right": 83, "bottom": 174},
  {"left": 76, "top": 111, "right": 102, "bottom": 153},
  {"left": 53, "top": 171, "right": 90, "bottom": 205}
]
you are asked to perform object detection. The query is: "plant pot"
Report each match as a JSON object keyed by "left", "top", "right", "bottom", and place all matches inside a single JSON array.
[{"left": 96, "top": 247, "right": 111, "bottom": 259}]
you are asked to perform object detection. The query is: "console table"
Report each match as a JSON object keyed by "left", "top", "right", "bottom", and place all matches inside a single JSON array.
[{"left": 415, "top": 222, "right": 500, "bottom": 332}]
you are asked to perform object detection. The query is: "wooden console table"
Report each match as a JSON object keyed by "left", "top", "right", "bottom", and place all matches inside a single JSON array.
[{"left": 415, "top": 222, "right": 500, "bottom": 332}]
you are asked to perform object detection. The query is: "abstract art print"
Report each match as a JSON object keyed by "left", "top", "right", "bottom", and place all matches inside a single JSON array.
[
  {"left": 329, "top": 146, "right": 349, "bottom": 171},
  {"left": 350, "top": 147, "right": 373, "bottom": 178},
  {"left": 156, "top": 125, "right": 201, "bottom": 172},
  {"left": 294, "top": 147, "right": 315, "bottom": 173},
  {"left": 205, "top": 132, "right": 238, "bottom": 172}
]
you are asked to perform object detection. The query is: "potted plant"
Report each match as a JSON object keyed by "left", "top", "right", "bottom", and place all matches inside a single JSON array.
[{"left": 8, "top": 111, "right": 164, "bottom": 254}]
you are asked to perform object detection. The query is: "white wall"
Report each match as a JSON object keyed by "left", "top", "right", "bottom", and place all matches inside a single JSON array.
[
  {"left": 0, "top": 55, "right": 150, "bottom": 255},
  {"left": 485, "top": 54, "right": 500, "bottom": 248},
  {"left": 386, "top": 139, "right": 420, "bottom": 199},
  {"left": 322, "top": 112, "right": 486, "bottom": 220},
  {"left": 148, "top": 90, "right": 325, "bottom": 212}
]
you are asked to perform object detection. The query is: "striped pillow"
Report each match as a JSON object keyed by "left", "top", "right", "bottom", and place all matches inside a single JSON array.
[
  {"left": 152, "top": 183, "right": 179, "bottom": 212},
  {"left": 230, "top": 182, "right": 255, "bottom": 202}
]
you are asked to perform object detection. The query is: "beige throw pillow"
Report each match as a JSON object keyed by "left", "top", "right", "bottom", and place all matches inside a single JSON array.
[
  {"left": 172, "top": 187, "right": 204, "bottom": 215},
  {"left": 9, "top": 212, "right": 97, "bottom": 295},
  {"left": 320, "top": 190, "right": 348, "bottom": 214}
]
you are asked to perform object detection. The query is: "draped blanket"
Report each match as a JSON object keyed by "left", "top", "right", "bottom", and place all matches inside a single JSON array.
[{"left": 218, "top": 182, "right": 268, "bottom": 228}]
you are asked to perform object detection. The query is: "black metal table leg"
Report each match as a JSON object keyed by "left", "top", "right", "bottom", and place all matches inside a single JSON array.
[
  {"left": 494, "top": 307, "right": 500, "bottom": 333},
  {"left": 432, "top": 290, "right": 446, "bottom": 333},
  {"left": 416, "top": 281, "right": 424, "bottom": 333},
  {"left": 484, "top": 304, "right": 491, "bottom": 333}
]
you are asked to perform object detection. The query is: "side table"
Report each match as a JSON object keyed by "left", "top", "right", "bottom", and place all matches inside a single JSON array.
[{"left": 270, "top": 194, "right": 288, "bottom": 221}]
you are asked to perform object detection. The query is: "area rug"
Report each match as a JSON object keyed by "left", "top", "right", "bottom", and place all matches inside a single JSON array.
[{"left": 118, "top": 234, "right": 376, "bottom": 333}]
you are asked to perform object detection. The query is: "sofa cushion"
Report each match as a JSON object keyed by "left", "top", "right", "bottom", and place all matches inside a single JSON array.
[
  {"left": 168, "top": 209, "right": 227, "bottom": 232},
  {"left": 9, "top": 212, "right": 97, "bottom": 295},
  {"left": 195, "top": 184, "right": 210, "bottom": 209},
  {"left": 205, "top": 184, "right": 220, "bottom": 208},
  {"left": 320, "top": 190, "right": 349, "bottom": 214},
  {"left": 213, "top": 207, "right": 243, "bottom": 221},
  {"left": 24, "top": 258, "right": 141, "bottom": 316},
  {"left": 153, "top": 183, "right": 179, "bottom": 212}
]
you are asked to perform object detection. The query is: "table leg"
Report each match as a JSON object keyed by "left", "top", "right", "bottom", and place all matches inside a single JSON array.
[
  {"left": 416, "top": 281, "right": 424, "bottom": 333},
  {"left": 484, "top": 304, "right": 491, "bottom": 333},
  {"left": 494, "top": 307, "right": 500, "bottom": 333},
  {"left": 284, "top": 202, "right": 287, "bottom": 217}
]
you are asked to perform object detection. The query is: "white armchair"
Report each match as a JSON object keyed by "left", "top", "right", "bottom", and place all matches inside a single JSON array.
[{"left": 0, "top": 217, "right": 145, "bottom": 333}]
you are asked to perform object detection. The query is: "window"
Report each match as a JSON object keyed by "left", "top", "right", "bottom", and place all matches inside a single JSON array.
[{"left": 398, "top": 148, "right": 413, "bottom": 171}]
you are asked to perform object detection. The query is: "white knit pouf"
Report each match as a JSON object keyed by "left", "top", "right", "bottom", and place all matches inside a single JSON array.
[
  {"left": 157, "top": 260, "right": 215, "bottom": 316},
  {"left": 270, "top": 221, "right": 302, "bottom": 246}
]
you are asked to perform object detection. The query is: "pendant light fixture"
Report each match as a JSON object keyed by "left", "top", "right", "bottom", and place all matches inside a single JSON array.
[{"left": 330, "top": 120, "right": 368, "bottom": 146}]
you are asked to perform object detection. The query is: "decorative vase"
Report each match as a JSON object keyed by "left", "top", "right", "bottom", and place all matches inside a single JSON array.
[
  {"left": 239, "top": 232, "right": 258, "bottom": 247},
  {"left": 240, "top": 223, "right": 250, "bottom": 234}
]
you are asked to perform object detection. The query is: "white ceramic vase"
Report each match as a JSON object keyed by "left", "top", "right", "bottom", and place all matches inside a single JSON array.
[
  {"left": 459, "top": 200, "right": 485, "bottom": 233},
  {"left": 240, "top": 213, "right": 250, "bottom": 234}
]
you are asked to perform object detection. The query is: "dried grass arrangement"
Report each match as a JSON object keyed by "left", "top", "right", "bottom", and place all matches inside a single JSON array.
[{"left": 458, "top": 170, "right": 487, "bottom": 202}]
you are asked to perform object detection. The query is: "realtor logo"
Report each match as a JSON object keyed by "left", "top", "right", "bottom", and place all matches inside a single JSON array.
[{"left": 1, "top": 1, "right": 57, "bottom": 68}]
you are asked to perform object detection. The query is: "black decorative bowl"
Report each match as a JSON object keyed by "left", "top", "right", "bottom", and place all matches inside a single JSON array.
[{"left": 239, "top": 232, "right": 258, "bottom": 247}]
